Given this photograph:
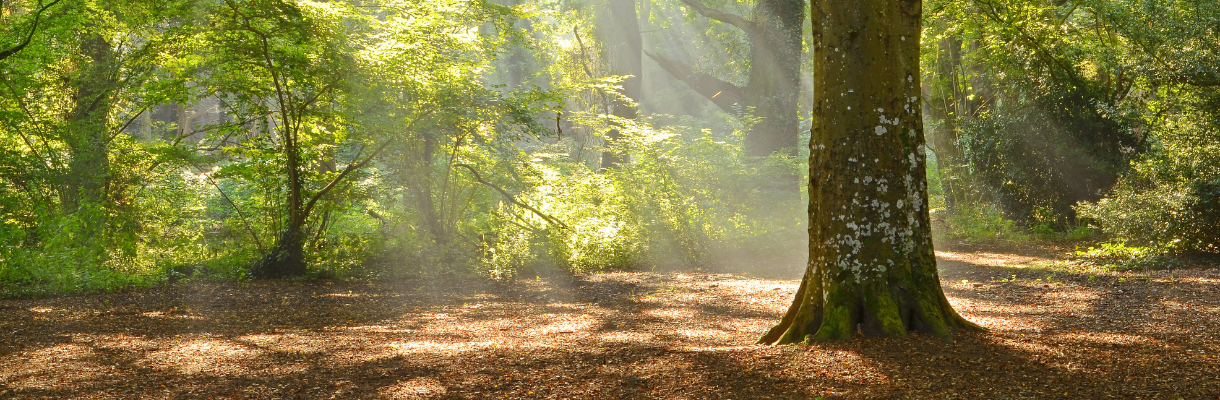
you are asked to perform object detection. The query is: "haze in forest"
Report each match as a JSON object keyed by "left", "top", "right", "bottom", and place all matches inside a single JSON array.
[
  {"left": 3, "top": 0, "right": 1220, "bottom": 396},
  {"left": 0, "top": 0, "right": 1216, "bottom": 296}
]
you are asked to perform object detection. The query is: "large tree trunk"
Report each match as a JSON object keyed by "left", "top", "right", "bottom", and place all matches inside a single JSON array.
[
  {"left": 598, "top": 0, "right": 642, "bottom": 169},
  {"left": 759, "top": 0, "right": 978, "bottom": 344},
  {"left": 249, "top": 225, "right": 307, "bottom": 279},
  {"left": 62, "top": 34, "right": 117, "bottom": 213},
  {"left": 742, "top": 0, "right": 803, "bottom": 158}
]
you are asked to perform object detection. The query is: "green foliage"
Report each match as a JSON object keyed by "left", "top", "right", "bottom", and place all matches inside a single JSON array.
[
  {"left": 1070, "top": 242, "right": 1178, "bottom": 271},
  {"left": 1075, "top": 182, "right": 1189, "bottom": 247},
  {"left": 540, "top": 169, "right": 647, "bottom": 272},
  {"left": 1074, "top": 83, "right": 1220, "bottom": 253},
  {"left": 931, "top": 199, "right": 1094, "bottom": 244},
  {"left": 1077, "top": 177, "right": 1220, "bottom": 253},
  {"left": 536, "top": 115, "right": 804, "bottom": 274},
  {"left": 1184, "top": 178, "right": 1220, "bottom": 252},
  {"left": 932, "top": 203, "right": 1023, "bottom": 244},
  {"left": 461, "top": 113, "right": 805, "bottom": 278},
  {"left": 4, "top": 0, "right": 1210, "bottom": 296},
  {"left": 958, "top": 106, "right": 1138, "bottom": 223},
  {"left": 922, "top": 0, "right": 1151, "bottom": 223},
  {"left": 0, "top": 0, "right": 207, "bottom": 295},
  {"left": 0, "top": 167, "right": 211, "bottom": 297}
]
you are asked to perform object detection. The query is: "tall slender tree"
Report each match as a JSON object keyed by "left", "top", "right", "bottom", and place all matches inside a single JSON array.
[
  {"left": 922, "top": 34, "right": 976, "bottom": 210},
  {"left": 760, "top": 0, "right": 978, "bottom": 343},
  {"left": 207, "top": 0, "right": 370, "bottom": 278}
]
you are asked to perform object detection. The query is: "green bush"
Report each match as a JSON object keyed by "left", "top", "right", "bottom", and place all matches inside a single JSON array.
[
  {"left": 1075, "top": 177, "right": 1220, "bottom": 253},
  {"left": 932, "top": 202, "right": 1023, "bottom": 243},
  {"left": 1183, "top": 178, "right": 1220, "bottom": 252},
  {"left": 1071, "top": 242, "right": 1178, "bottom": 271},
  {"left": 0, "top": 168, "right": 212, "bottom": 297},
  {"left": 469, "top": 115, "right": 807, "bottom": 278},
  {"left": 1075, "top": 182, "right": 1189, "bottom": 248}
]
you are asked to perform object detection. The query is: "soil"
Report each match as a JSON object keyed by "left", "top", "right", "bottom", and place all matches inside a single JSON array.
[{"left": 2, "top": 246, "right": 1219, "bottom": 399}]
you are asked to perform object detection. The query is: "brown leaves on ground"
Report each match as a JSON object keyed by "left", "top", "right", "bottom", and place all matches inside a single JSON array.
[{"left": 2, "top": 248, "right": 1219, "bottom": 399}]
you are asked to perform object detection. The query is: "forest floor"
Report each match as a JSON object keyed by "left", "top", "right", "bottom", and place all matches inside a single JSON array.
[{"left": 3, "top": 244, "right": 1220, "bottom": 399}]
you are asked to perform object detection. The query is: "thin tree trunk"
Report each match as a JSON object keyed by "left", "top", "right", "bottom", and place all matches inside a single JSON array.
[
  {"left": 176, "top": 103, "right": 191, "bottom": 138},
  {"left": 760, "top": 0, "right": 978, "bottom": 344},
  {"left": 925, "top": 36, "right": 967, "bottom": 209}
]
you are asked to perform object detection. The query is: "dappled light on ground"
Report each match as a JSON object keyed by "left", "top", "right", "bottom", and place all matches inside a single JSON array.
[
  {"left": 936, "top": 251, "right": 1050, "bottom": 267},
  {"left": 2, "top": 251, "right": 1220, "bottom": 398}
]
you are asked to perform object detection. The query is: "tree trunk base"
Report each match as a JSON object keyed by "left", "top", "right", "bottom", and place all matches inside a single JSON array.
[
  {"left": 249, "top": 229, "right": 306, "bottom": 279},
  {"left": 758, "top": 274, "right": 983, "bottom": 344}
]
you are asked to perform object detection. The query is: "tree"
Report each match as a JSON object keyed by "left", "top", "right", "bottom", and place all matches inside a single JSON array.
[
  {"left": 920, "top": 0, "right": 1146, "bottom": 224},
  {"left": 922, "top": 34, "right": 970, "bottom": 210},
  {"left": 204, "top": 0, "right": 524, "bottom": 278},
  {"left": 205, "top": 0, "right": 373, "bottom": 278},
  {"left": 1, "top": 0, "right": 198, "bottom": 230},
  {"left": 646, "top": 0, "right": 804, "bottom": 158},
  {"left": 759, "top": 0, "right": 977, "bottom": 343},
  {"left": 597, "top": 0, "right": 643, "bottom": 169}
]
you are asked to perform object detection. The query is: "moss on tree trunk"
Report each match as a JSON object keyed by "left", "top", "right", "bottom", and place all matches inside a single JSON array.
[{"left": 759, "top": 0, "right": 979, "bottom": 344}]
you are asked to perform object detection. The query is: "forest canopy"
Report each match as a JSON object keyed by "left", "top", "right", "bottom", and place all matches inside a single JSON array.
[{"left": 0, "top": 0, "right": 1217, "bottom": 296}]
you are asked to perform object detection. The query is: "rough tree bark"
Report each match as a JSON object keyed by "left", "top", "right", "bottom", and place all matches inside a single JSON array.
[
  {"left": 646, "top": 0, "right": 803, "bottom": 158},
  {"left": 759, "top": 0, "right": 979, "bottom": 344}
]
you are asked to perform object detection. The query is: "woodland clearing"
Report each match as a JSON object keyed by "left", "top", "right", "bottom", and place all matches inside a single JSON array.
[{"left": 2, "top": 246, "right": 1219, "bottom": 400}]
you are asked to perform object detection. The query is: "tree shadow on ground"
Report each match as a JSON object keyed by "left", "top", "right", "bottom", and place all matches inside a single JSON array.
[{"left": 1, "top": 254, "right": 1218, "bottom": 399}]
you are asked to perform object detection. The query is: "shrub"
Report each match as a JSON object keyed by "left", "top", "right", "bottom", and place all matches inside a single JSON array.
[
  {"left": 1071, "top": 242, "right": 1178, "bottom": 271},
  {"left": 1074, "top": 182, "right": 1189, "bottom": 247},
  {"left": 473, "top": 115, "right": 808, "bottom": 278},
  {"left": 1183, "top": 177, "right": 1220, "bottom": 252},
  {"left": 933, "top": 202, "right": 1023, "bottom": 243},
  {"left": 1075, "top": 177, "right": 1220, "bottom": 253}
]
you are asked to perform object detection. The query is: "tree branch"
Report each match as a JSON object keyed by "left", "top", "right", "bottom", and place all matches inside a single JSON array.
[
  {"left": 188, "top": 163, "right": 267, "bottom": 255},
  {"left": 573, "top": 26, "right": 613, "bottom": 111},
  {"left": 456, "top": 164, "right": 570, "bottom": 231},
  {"left": 645, "top": 50, "right": 746, "bottom": 114},
  {"left": 675, "top": 0, "right": 752, "bottom": 33},
  {"left": 301, "top": 110, "right": 435, "bottom": 218},
  {"left": 0, "top": 0, "right": 62, "bottom": 62},
  {"left": 300, "top": 140, "right": 385, "bottom": 219}
]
